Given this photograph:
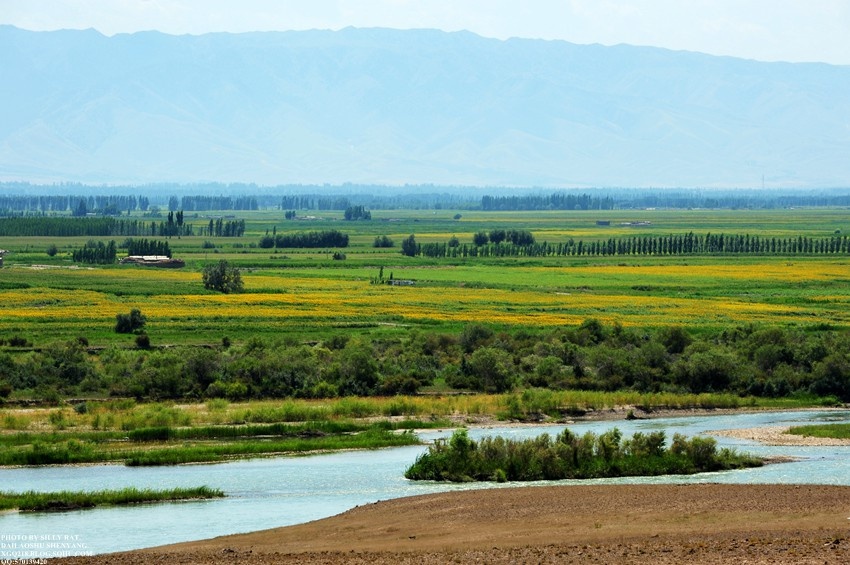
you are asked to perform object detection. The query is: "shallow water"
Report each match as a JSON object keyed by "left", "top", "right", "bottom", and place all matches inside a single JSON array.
[{"left": 0, "top": 409, "right": 848, "bottom": 558}]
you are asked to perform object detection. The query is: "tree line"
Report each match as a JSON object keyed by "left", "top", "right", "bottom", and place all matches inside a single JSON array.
[
  {"left": 0, "top": 194, "right": 150, "bottom": 215},
  {"left": 71, "top": 240, "right": 117, "bottom": 264},
  {"left": 0, "top": 216, "right": 195, "bottom": 238},
  {"left": 2, "top": 321, "right": 848, "bottom": 403},
  {"left": 480, "top": 191, "right": 850, "bottom": 211},
  {"left": 280, "top": 196, "right": 354, "bottom": 211},
  {"left": 258, "top": 230, "right": 349, "bottom": 249},
  {"left": 178, "top": 196, "right": 258, "bottom": 211},
  {"left": 407, "top": 232, "right": 850, "bottom": 258},
  {"left": 121, "top": 238, "right": 172, "bottom": 258},
  {"left": 201, "top": 218, "right": 246, "bottom": 237},
  {"left": 481, "top": 193, "right": 615, "bottom": 211},
  {"left": 74, "top": 238, "right": 173, "bottom": 264},
  {"left": 343, "top": 205, "right": 371, "bottom": 220},
  {"left": 5, "top": 183, "right": 850, "bottom": 213}
]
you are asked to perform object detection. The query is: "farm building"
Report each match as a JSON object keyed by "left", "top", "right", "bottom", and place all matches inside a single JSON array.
[{"left": 120, "top": 255, "right": 186, "bottom": 268}]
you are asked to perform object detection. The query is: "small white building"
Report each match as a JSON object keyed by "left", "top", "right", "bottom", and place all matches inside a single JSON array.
[{"left": 120, "top": 255, "right": 185, "bottom": 268}]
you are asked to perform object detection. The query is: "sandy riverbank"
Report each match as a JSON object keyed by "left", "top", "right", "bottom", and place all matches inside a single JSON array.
[
  {"left": 437, "top": 405, "right": 850, "bottom": 446},
  {"left": 709, "top": 424, "right": 850, "bottom": 446},
  {"left": 54, "top": 483, "right": 850, "bottom": 564}
]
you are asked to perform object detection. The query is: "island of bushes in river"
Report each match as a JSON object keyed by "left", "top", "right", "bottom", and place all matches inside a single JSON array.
[{"left": 405, "top": 428, "right": 762, "bottom": 482}]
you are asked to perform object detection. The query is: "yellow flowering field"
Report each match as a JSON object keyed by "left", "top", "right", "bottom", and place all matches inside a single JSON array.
[
  {"left": 2, "top": 255, "right": 846, "bottom": 344},
  {"left": 559, "top": 261, "right": 849, "bottom": 282}
]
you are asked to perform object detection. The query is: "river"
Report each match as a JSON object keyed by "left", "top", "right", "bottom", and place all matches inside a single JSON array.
[{"left": 1, "top": 408, "right": 848, "bottom": 558}]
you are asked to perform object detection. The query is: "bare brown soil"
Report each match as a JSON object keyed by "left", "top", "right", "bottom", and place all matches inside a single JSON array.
[{"left": 55, "top": 484, "right": 850, "bottom": 564}]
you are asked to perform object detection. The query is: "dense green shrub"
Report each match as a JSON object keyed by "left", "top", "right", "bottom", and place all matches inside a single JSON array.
[
  {"left": 271, "top": 230, "right": 348, "bottom": 248},
  {"left": 135, "top": 333, "right": 151, "bottom": 349},
  {"left": 115, "top": 308, "right": 146, "bottom": 334},
  {"left": 373, "top": 235, "right": 394, "bottom": 248},
  {"left": 3, "top": 320, "right": 850, "bottom": 402},
  {"left": 202, "top": 260, "right": 243, "bottom": 293}
]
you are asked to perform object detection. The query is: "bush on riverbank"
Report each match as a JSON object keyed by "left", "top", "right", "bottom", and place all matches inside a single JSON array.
[
  {"left": 404, "top": 428, "right": 762, "bottom": 482},
  {"left": 2, "top": 321, "right": 850, "bottom": 404}
]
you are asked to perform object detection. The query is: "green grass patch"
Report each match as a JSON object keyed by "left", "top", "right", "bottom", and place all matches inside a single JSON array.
[
  {"left": 0, "top": 486, "right": 224, "bottom": 512},
  {"left": 123, "top": 419, "right": 446, "bottom": 441},
  {"left": 787, "top": 422, "right": 850, "bottom": 439},
  {"left": 125, "top": 428, "right": 419, "bottom": 466},
  {"left": 0, "top": 423, "right": 421, "bottom": 466}
]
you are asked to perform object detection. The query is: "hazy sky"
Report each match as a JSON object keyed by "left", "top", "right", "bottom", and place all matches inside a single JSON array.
[{"left": 2, "top": 0, "right": 848, "bottom": 65}]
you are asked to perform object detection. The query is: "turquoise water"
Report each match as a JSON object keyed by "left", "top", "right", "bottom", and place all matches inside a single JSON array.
[{"left": 0, "top": 409, "right": 848, "bottom": 558}]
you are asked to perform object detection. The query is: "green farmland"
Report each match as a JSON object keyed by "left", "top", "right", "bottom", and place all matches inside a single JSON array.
[{"left": 0, "top": 205, "right": 849, "bottom": 406}]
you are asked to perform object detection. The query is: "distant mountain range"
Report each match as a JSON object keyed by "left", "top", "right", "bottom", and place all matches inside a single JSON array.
[{"left": 1, "top": 25, "right": 848, "bottom": 188}]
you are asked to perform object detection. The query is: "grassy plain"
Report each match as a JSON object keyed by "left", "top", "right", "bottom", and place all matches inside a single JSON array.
[
  {"left": 0, "top": 398, "right": 436, "bottom": 466},
  {"left": 0, "top": 392, "right": 816, "bottom": 467},
  {"left": 0, "top": 392, "right": 791, "bottom": 433},
  {"left": 1, "top": 207, "right": 849, "bottom": 346}
]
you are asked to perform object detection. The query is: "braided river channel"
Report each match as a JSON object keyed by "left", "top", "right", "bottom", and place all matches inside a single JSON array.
[{"left": 1, "top": 409, "right": 849, "bottom": 558}]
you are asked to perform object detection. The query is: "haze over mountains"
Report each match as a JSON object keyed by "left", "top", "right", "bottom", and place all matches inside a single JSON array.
[{"left": 1, "top": 25, "right": 848, "bottom": 188}]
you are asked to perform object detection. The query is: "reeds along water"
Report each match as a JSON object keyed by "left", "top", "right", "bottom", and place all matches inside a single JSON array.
[
  {"left": 0, "top": 419, "right": 422, "bottom": 467},
  {"left": 0, "top": 486, "right": 224, "bottom": 512}
]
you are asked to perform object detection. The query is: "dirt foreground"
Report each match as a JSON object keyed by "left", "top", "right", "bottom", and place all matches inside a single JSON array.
[{"left": 57, "top": 483, "right": 850, "bottom": 564}]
